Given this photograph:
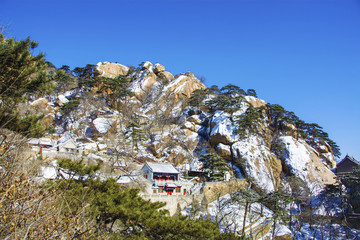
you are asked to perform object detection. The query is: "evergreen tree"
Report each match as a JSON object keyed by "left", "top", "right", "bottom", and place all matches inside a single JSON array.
[
  {"left": 266, "top": 103, "right": 341, "bottom": 158},
  {"left": 51, "top": 68, "right": 76, "bottom": 93},
  {"left": 220, "top": 84, "right": 245, "bottom": 97},
  {"left": 260, "top": 191, "right": 293, "bottom": 239},
  {"left": 235, "top": 105, "right": 264, "bottom": 137},
  {"left": 98, "top": 74, "right": 133, "bottom": 106},
  {"left": 54, "top": 159, "right": 238, "bottom": 239},
  {"left": 0, "top": 34, "right": 53, "bottom": 136},
  {"left": 60, "top": 100, "right": 80, "bottom": 117},
  {"left": 189, "top": 88, "right": 208, "bottom": 108},
  {"left": 125, "top": 122, "right": 148, "bottom": 151},
  {"left": 0, "top": 34, "right": 49, "bottom": 102},
  {"left": 199, "top": 153, "right": 230, "bottom": 181},
  {"left": 246, "top": 89, "right": 257, "bottom": 97},
  {"left": 73, "top": 64, "right": 98, "bottom": 88}
]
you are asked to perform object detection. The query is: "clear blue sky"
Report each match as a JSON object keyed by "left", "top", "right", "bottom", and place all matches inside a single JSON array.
[{"left": 1, "top": 0, "right": 359, "bottom": 161}]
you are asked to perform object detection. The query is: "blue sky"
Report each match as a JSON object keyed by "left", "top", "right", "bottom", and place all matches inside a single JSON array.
[{"left": 1, "top": 0, "right": 359, "bottom": 161}]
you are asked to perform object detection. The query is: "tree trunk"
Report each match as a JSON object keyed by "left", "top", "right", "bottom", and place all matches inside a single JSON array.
[{"left": 242, "top": 200, "right": 249, "bottom": 238}]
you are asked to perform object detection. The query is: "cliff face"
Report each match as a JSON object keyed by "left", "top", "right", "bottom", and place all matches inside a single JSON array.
[
  {"left": 93, "top": 61, "right": 337, "bottom": 195},
  {"left": 33, "top": 61, "right": 336, "bottom": 196},
  {"left": 29, "top": 60, "right": 342, "bottom": 239}
]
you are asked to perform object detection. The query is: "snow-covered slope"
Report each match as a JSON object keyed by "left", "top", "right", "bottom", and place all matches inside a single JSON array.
[{"left": 30, "top": 60, "right": 343, "bottom": 239}]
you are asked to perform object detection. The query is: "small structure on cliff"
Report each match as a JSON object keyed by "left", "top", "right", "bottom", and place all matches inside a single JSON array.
[
  {"left": 141, "top": 162, "right": 188, "bottom": 195},
  {"left": 336, "top": 155, "right": 360, "bottom": 175}
]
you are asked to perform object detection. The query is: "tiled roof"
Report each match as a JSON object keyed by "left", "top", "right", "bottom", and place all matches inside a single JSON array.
[
  {"left": 146, "top": 162, "right": 179, "bottom": 174},
  {"left": 337, "top": 155, "right": 360, "bottom": 166}
]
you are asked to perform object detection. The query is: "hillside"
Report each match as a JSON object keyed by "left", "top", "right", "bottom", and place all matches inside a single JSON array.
[
  {"left": 37, "top": 61, "right": 337, "bottom": 193},
  {"left": 1, "top": 35, "right": 358, "bottom": 239},
  {"left": 26, "top": 60, "right": 355, "bottom": 238}
]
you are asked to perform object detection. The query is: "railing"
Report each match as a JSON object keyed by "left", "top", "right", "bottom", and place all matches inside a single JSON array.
[
  {"left": 152, "top": 180, "right": 183, "bottom": 185},
  {"left": 140, "top": 194, "right": 192, "bottom": 199}
]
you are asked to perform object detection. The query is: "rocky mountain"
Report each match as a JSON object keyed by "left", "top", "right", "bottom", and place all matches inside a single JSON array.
[
  {"left": 29, "top": 60, "right": 337, "bottom": 193},
  {"left": 91, "top": 61, "right": 336, "bottom": 192},
  {"left": 29, "top": 60, "right": 349, "bottom": 239}
]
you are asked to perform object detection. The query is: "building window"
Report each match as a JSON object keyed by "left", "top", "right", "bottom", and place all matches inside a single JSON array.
[
  {"left": 175, "top": 187, "right": 181, "bottom": 193},
  {"left": 158, "top": 188, "right": 163, "bottom": 193},
  {"left": 153, "top": 189, "right": 157, "bottom": 194}
]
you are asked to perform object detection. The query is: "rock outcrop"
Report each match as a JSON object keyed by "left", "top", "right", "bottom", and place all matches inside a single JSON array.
[
  {"left": 53, "top": 60, "right": 337, "bottom": 200},
  {"left": 96, "top": 62, "right": 129, "bottom": 77}
]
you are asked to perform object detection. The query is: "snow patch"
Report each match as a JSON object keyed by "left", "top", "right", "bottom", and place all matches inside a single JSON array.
[
  {"left": 232, "top": 135, "right": 276, "bottom": 193},
  {"left": 57, "top": 95, "right": 69, "bottom": 105},
  {"left": 93, "top": 118, "right": 115, "bottom": 134}
]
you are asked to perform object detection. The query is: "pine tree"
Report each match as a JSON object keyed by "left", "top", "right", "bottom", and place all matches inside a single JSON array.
[
  {"left": 54, "top": 159, "right": 239, "bottom": 239},
  {"left": 98, "top": 74, "right": 133, "bottom": 107},
  {"left": 235, "top": 105, "right": 264, "bottom": 137},
  {"left": 125, "top": 122, "right": 148, "bottom": 151},
  {"left": 189, "top": 88, "right": 208, "bottom": 108},
  {"left": 260, "top": 191, "right": 293, "bottom": 239},
  {"left": 0, "top": 34, "right": 49, "bottom": 102},
  {"left": 200, "top": 153, "right": 230, "bottom": 181},
  {"left": 0, "top": 34, "right": 53, "bottom": 136}
]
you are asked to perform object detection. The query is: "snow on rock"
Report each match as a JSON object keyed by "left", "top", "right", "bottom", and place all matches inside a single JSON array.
[
  {"left": 153, "top": 63, "right": 165, "bottom": 74},
  {"left": 117, "top": 176, "right": 137, "bottom": 184},
  {"left": 84, "top": 142, "right": 98, "bottom": 152},
  {"left": 129, "top": 71, "right": 157, "bottom": 100},
  {"left": 142, "top": 61, "right": 153, "bottom": 71},
  {"left": 208, "top": 194, "right": 276, "bottom": 236},
  {"left": 57, "top": 94, "right": 69, "bottom": 106},
  {"left": 87, "top": 153, "right": 103, "bottom": 161},
  {"left": 216, "top": 143, "right": 232, "bottom": 160},
  {"left": 232, "top": 135, "right": 280, "bottom": 193},
  {"left": 30, "top": 98, "right": 48, "bottom": 108},
  {"left": 98, "top": 143, "right": 107, "bottom": 150},
  {"left": 183, "top": 121, "right": 195, "bottom": 130},
  {"left": 96, "top": 62, "right": 129, "bottom": 78},
  {"left": 93, "top": 118, "right": 115, "bottom": 134},
  {"left": 274, "top": 224, "right": 293, "bottom": 239},
  {"left": 244, "top": 95, "right": 267, "bottom": 108},
  {"left": 294, "top": 223, "right": 360, "bottom": 240},
  {"left": 39, "top": 166, "right": 57, "bottom": 179},
  {"left": 279, "top": 136, "right": 336, "bottom": 194},
  {"left": 210, "top": 111, "right": 239, "bottom": 146}
]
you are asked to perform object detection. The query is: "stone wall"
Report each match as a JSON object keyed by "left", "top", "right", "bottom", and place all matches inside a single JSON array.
[
  {"left": 203, "top": 179, "right": 248, "bottom": 203},
  {"left": 140, "top": 194, "right": 194, "bottom": 215}
]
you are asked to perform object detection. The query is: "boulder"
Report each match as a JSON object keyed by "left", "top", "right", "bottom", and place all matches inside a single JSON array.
[
  {"left": 279, "top": 136, "right": 337, "bottom": 193},
  {"left": 41, "top": 114, "right": 55, "bottom": 127},
  {"left": 96, "top": 62, "right": 129, "bottom": 78},
  {"left": 232, "top": 135, "right": 281, "bottom": 193},
  {"left": 209, "top": 112, "right": 238, "bottom": 146},
  {"left": 57, "top": 95, "right": 69, "bottom": 106},
  {"left": 93, "top": 118, "right": 116, "bottom": 134},
  {"left": 153, "top": 63, "right": 165, "bottom": 74},
  {"left": 216, "top": 143, "right": 232, "bottom": 160},
  {"left": 30, "top": 98, "right": 48, "bottom": 109},
  {"left": 146, "top": 74, "right": 206, "bottom": 118},
  {"left": 182, "top": 121, "right": 195, "bottom": 132},
  {"left": 187, "top": 115, "right": 202, "bottom": 125},
  {"left": 149, "top": 141, "right": 164, "bottom": 158},
  {"left": 142, "top": 61, "right": 153, "bottom": 71},
  {"left": 130, "top": 71, "right": 158, "bottom": 100},
  {"left": 244, "top": 96, "right": 267, "bottom": 108},
  {"left": 158, "top": 71, "right": 174, "bottom": 81}
]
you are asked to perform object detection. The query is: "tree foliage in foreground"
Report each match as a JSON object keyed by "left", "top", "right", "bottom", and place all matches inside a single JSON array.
[
  {"left": 0, "top": 34, "right": 55, "bottom": 137},
  {"left": 200, "top": 153, "right": 230, "bottom": 181},
  {"left": 53, "top": 159, "right": 238, "bottom": 239}
]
